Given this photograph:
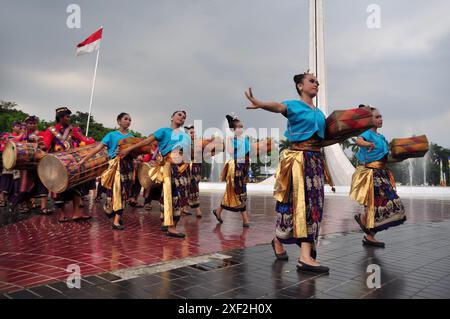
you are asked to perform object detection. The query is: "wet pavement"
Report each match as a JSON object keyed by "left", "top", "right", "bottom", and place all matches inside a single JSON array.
[{"left": 1, "top": 192, "right": 450, "bottom": 298}]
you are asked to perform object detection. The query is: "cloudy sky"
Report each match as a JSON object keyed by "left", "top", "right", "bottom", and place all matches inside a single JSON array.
[{"left": 1, "top": 0, "right": 449, "bottom": 147}]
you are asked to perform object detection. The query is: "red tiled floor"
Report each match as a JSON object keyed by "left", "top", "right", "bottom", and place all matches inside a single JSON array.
[{"left": 0, "top": 191, "right": 449, "bottom": 293}]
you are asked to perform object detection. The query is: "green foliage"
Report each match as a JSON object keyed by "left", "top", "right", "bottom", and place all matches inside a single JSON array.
[
  {"left": 0, "top": 100, "right": 144, "bottom": 141},
  {"left": 0, "top": 101, "right": 29, "bottom": 132}
]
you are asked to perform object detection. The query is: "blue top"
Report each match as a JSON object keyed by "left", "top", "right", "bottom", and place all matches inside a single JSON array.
[
  {"left": 230, "top": 136, "right": 251, "bottom": 160},
  {"left": 355, "top": 129, "right": 389, "bottom": 164},
  {"left": 101, "top": 130, "right": 134, "bottom": 158},
  {"left": 153, "top": 127, "right": 192, "bottom": 156},
  {"left": 282, "top": 100, "right": 326, "bottom": 142}
]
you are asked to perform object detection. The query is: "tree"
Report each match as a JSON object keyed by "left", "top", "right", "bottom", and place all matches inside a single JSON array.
[
  {"left": 0, "top": 100, "right": 144, "bottom": 142},
  {"left": 0, "top": 101, "right": 29, "bottom": 133}
]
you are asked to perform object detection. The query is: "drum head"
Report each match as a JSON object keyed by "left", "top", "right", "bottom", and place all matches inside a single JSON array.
[
  {"left": 138, "top": 163, "right": 153, "bottom": 189},
  {"left": 2, "top": 142, "right": 17, "bottom": 170},
  {"left": 37, "top": 155, "right": 69, "bottom": 193}
]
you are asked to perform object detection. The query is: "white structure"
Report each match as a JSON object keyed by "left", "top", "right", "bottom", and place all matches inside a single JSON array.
[{"left": 309, "top": 0, "right": 355, "bottom": 185}]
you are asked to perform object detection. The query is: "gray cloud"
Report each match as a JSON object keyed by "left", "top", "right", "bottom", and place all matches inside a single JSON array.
[{"left": 1, "top": 0, "right": 449, "bottom": 147}]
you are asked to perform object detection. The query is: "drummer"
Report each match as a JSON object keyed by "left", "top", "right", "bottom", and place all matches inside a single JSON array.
[
  {"left": 41, "top": 107, "right": 94, "bottom": 223},
  {"left": 79, "top": 112, "right": 134, "bottom": 230},
  {"left": 8, "top": 116, "right": 51, "bottom": 214},
  {"left": 0, "top": 122, "right": 25, "bottom": 211}
]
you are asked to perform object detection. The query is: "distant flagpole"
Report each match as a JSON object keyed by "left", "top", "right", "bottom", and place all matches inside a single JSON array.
[
  {"left": 85, "top": 45, "right": 100, "bottom": 136},
  {"left": 76, "top": 26, "right": 103, "bottom": 137}
]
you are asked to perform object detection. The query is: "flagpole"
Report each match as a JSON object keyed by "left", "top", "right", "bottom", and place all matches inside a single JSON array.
[{"left": 85, "top": 45, "right": 100, "bottom": 137}]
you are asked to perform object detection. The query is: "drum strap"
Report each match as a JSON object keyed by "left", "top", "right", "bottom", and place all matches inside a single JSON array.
[{"left": 49, "top": 126, "right": 72, "bottom": 150}]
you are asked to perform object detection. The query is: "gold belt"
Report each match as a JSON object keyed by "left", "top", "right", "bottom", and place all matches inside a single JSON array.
[
  {"left": 290, "top": 138, "right": 322, "bottom": 152},
  {"left": 365, "top": 160, "right": 387, "bottom": 169}
]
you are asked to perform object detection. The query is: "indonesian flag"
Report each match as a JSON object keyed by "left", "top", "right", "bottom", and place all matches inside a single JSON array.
[{"left": 76, "top": 27, "right": 103, "bottom": 56}]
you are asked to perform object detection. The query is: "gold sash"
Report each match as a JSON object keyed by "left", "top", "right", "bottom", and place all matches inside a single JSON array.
[
  {"left": 273, "top": 138, "right": 322, "bottom": 238},
  {"left": 349, "top": 160, "right": 396, "bottom": 229},
  {"left": 101, "top": 157, "right": 123, "bottom": 212},
  {"left": 220, "top": 160, "right": 241, "bottom": 208},
  {"left": 147, "top": 152, "right": 190, "bottom": 227}
]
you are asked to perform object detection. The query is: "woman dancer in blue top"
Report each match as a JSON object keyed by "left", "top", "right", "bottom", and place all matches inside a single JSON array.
[
  {"left": 350, "top": 105, "right": 406, "bottom": 248},
  {"left": 119, "top": 110, "right": 191, "bottom": 238},
  {"left": 80, "top": 113, "right": 134, "bottom": 230},
  {"left": 245, "top": 71, "right": 329, "bottom": 273},
  {"left": 212, "top": 114, "right": 251, "bottom": 227}
]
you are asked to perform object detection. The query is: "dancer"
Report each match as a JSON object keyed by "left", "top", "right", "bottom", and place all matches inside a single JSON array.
[
  {"left": 245, "top": 71, "right": 329, "bottom": 273},
  {"left": 119, "top": 110, "right": 191, "bottom": 238},
  {"left": 41, "top": 107, "right": 94, "bottom": 222},
  {"left": 80, "top": 113, "right": 134, "bottom": 230},
  {"left": 212, "top": 115, "right": 251, "bottom": 227},
  {"left": 184, "top": 124, "right": 203, "bottom": 218},
  {"left": 24, "top": 116, "right": 50, "bottom": 214},
  {"left": 350, "top": 105, "right": 406, "bottom": 248}
]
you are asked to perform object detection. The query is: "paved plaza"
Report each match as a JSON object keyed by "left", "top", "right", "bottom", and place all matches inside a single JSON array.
[{"left": 1, "top": 192, "right": 449, "bottom": 299}]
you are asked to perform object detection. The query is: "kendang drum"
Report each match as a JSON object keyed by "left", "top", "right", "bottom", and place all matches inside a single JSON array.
[
  {"left": 2, "top": 141, "right": 45, "bottom": 170},
  {"left": 322, "top": 106, "right": 374, "bottom": 146},
  {"left": 118, "top": 137, "right": 153, "bottom": 157},
  {"left": 37, "top": 143, "right": 109, "bottom": 193},
  {"left": 138, "top": 162, "right": 156, "bottom": 189},
  {"left": 390, "top": 135, "right": 429, "bottom": 160}
]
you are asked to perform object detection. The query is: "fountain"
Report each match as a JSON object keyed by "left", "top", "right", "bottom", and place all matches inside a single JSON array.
[
  {"left": 408, "top": 158, "right": 414, "bottom": 187},
  {"left": 423, "top": 152, "right": 428, "bottom": 186}
]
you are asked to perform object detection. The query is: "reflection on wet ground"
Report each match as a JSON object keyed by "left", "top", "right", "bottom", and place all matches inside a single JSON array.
[{"left": 1, "top": 192, "right": 449, "bottom": 298}]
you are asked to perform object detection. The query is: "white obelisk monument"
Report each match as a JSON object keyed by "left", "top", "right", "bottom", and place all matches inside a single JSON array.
[{"left": 309, "top": 0, "right": 355, "bottom": 185}]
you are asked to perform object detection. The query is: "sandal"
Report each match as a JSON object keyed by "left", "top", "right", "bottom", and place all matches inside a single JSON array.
[
  {"left": 58, "top": 216, "right": 70, "bottom": 223},
  {"left": 296, "top": 260, "right": 329, "bottom": 274},
  {"left": 362, "top": 236, "right": 385, "bottom": 248},
  {"left": 40, "top": 208, "right": 53, "bottom": 215}
]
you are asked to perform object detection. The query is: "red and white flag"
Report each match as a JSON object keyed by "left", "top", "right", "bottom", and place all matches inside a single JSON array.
[{"left": 76, "top": 27, "right": 103, "bottom": 56}]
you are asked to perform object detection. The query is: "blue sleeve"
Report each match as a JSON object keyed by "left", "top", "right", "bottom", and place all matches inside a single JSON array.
[
  {"left": 359, "top": 130, "right": 371, "bottom": 141},
  {"left": 281, "top": 100, "right": 294, "bottom": 114},
  {"left": 101, "top": 132, "right": 112, "bottom": 148},
  {"left": 281, "top": 100, "right": 294, "bottom": 107},
  {"left": 153, "top": 128, "right": 165, "bottom": 142}
]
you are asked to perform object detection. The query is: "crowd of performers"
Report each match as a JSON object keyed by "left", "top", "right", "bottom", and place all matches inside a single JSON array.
[{"left": 0, "top": 70, "right": 409, "bottom": 273}]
